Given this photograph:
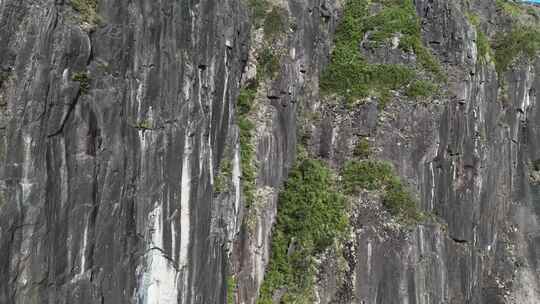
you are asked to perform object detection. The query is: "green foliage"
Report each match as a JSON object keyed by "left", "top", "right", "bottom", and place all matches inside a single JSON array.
[
  {"left": 0, "top": 71, "right": 11, "bottom": 86},
  {"left": 353, "top": 138, "right": 371, "bottom": 159},
  {"left": 405, "top": 80, "right": 437, "bottom": 98},
  {"left": 466, "top": 12, "right": 480, "bottom": 27},
  {"left": 247, "top": 0, "right": 270, "bottom": 27},
  {"left": 320, "top": 0, "right": 443, "bottom": 105},
  {"left": 237, "top": 85, "right": 258, "bottom": 208},
  {"left": 258, "top": 48, "right": 280, "bottom": 79},
  {"left": 492, "top": 25, "right": 540, "bottom": 74},
  {"left": 257, "top": 159, "right": 348, "bottom": 303},
  {"left": 264, "top": 7, "right": 288, "bottom": 39},
  {"left": 342, "top": 160, "right": 422, "bottom": 222},
  {"left": 383, "top": 177, "right": 422, "bottom": 221},
  {"left": 466, "top": 12, "right": 493, "bottom": 64},
  {"left": 527, "top": 7, "right": 540, "bottom": 19},
  {"left": 238, "top": 116, "right": 257, "bottom": 208},
  {"left": 237, "top": 85, "right": 257, "bottom": 115},
  {"left": 476, "top": 30, "right": 492, "bottom": 63},
  {"left": 227, "top": 275, "right": 237, "bottom": 304},
  {"left": 411, "top": 38, "right": 446, "bottom": 81},
  {"left": 215, "top": 158, "right": 233, "bottom": 194},
  {"left": 342, "top": 160, "right": 395, "bottom": 193},
  {"left": 134, "top": 120, "right": 152, "bottom": 130},
  {"left": 70, "top": 0, "right": 101, "bottom": 25},
  {"left": 532, "top": 159, "right": 540, "bottom": 171},
  {"left": 72, "top": 72, "right": 90, "bottom": 94},
  {"left": 363, "top": 0, "right": 419, "bottom": 44},
  {"left": 496, "top": 0, "right": 523, "bottom": 18}
]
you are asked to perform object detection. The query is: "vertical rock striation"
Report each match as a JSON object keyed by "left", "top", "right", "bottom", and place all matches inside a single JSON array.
[
  {"left": 0, "top": 0, "right": 249, "bottom": 303},
  {"left": 0, "top": 0, "right": 539, "bottom": 304}
]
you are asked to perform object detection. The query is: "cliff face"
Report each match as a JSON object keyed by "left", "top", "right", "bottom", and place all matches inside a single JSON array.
[
  {"left": 0, "top": 0, "right": 249, "bottom": 303},
  {"left": 0, "top": 0, "right": 539, "bottom": 304}
]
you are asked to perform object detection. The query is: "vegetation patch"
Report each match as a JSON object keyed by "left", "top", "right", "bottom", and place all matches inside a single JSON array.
[
  {"left": 496, "top": 0, "right": 524, "bottom": 18},
  {"left": 532, "top": 159, "right": 540, "bottom": 171},
  {"left": 0, "top": 71, "right": 12, "bottom": 88},
  {"left": 257, "top": 159, "right": 348, "bottom": 303},
  {"left": 489, "top": 0, "right": 540, "bottom": 74},
  {"left": 72, "top": 72, "right": 90, "bottom": 94},
  {"left": 264, "top": 7, "right": 288, "bottom": 39},
  {"left": 247, "top": 0, "right": 271, "bottom": 27},
  {"left": 215, "top": 157, "right": 233, "bottom": 194},
  {"left": 134, "top": 120, "right": 152, "bottom": 130},
  {"left": 237, "top": 84, "right": 258, "bottom": 208},
  {"left": 342, "top": 160, "right": 422, "bottom": 222},
  {"left": 227, "top": 275, "right": 237, "bottom": 304},
  {"left": 476, "top": 30, "right": 493, "bottom": 64},
  {"left": 353, "top": 137, "right": 371, "bottom": 159},
  {"left": 466, "top": 12, "right": 493, "bottom": 64},
  {"left": 258, "top": 48, "right": 280, "bottom": 80},
  {"left": 405, "top": 80, "right": 437, "bottom": 99},
  {"left": 237, "top": 0, "right": 289, "bottom": 209},
  {"left": 492, "top": 25, "right": 540, "bottom": 74},
  {"left": 320, "top": 0, "right": 444, "bottom": 105},
  {"left": 70, "top": 0, "right": 101, "bottom": 25}
]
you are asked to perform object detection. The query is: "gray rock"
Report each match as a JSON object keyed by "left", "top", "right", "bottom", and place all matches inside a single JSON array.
[{"left": 0, "top": 0, "right": 539, "bottom": 303}]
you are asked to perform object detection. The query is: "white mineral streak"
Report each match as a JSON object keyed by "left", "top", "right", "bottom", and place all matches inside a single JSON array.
[
  {"left": 179, "top": 130, "right": 192, "bottom": 304},
  {"left": 145, "top": 204, "right": 179, "bottom": 304}
]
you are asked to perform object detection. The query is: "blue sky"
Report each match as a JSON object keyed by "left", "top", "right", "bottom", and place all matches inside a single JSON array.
[{"left": 524, "top": 0, "right": 540, "bottom": 3}]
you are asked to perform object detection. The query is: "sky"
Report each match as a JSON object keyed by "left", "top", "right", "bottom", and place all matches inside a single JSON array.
[{"left": 524, "top": 0, "right": 540, "bottom": 3}]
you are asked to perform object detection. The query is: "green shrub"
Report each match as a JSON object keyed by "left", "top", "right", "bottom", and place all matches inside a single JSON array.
[
  {"left": 264, "top": 7, "right": 287, "bottom": 39},
  {"left": 227, "top": 275, "right": 237, "bottom": 304},
  {"left": 72, "top": 72, "right": 90, "bottom": 94},
  {"left": 476, "top": 30, "right": 492, "bottom": 63},
  {"left": 383, "top": 178, "right": 421, "bottom": 221},
  {"left": 342, "top": 160, "right": 395, "bottom": 193},
  {"left": 215, "top": 158, "right": 233, "bottom": 194},
  {"left": 237, "top": 86, "right": 257, "bottom": 116},
  {"left": 236, "top": 81, "right": 260, "bottom": 209},
  {"left": 248, "top": 0, "right": 270, "bottom": 27},
  {"left": 496, "top": 0, "right": 523, "bottom": 18},
  {"left": 405, "top": 80, "right": 437, "bottom": 98},
  {"left": 238, "top": 116, "right": 257, "bottom": 208},
  {"left": 258, "top": 48, "right": 280, "bottom": 79},
  {"left": 320, "top": 0, "right": 442, "bottom": 105},
  {"left": 257, "top": 159, "right": 348, "bottom": 303},
  {"left": 466, "top": 12, "right": 481, "bottom": 27},
  {"left": 342, "top": 160, "right": 422, "bottom": 222},
  {"left": 532, "top": 159, "right": 540, "bottom": 171},
  {"left": 71, "top": 0, "right": 101, "bottom": 25},
  {"left": 353, "top": 138, "right": 371, "bottom": 159},
  {"left": 492, "top": 25, "right": 540, "bottom": 74},
  {"left": 134, "top": 120, "right": 152, "bottom": 130},
  {"left": 411, "top": 38, "right": 446, "bottom": 81},
  {"left": 363, "top": 0, "right": 419, "bottom": 44}
]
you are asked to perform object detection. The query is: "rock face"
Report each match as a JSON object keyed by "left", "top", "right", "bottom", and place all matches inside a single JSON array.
[
  {"left": 0, "top": 0, "right": 539, "bottom": 304},
  {"left": 0, "top": 0, "right": 249, "bottom": 303}
]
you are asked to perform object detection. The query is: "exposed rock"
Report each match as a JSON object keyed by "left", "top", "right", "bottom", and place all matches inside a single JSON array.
[{"left": 0, "top": 0, "right": 539, "bottom": 303}]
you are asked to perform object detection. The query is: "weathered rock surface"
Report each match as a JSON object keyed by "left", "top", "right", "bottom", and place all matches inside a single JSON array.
[{"left": 0, "top": 0, "right": 539, "bottom": 303}]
